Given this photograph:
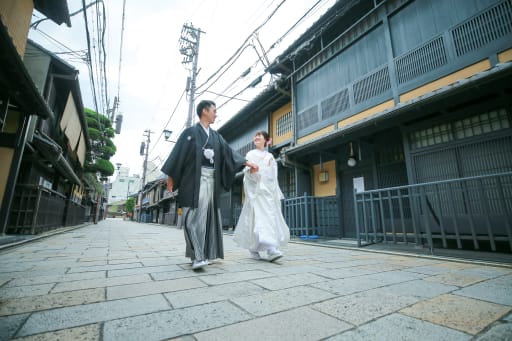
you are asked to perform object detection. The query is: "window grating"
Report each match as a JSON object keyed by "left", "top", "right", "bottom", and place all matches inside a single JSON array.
[
  {"left": 410, "top": 108, "right": 511, "bottom": 150},
  {"left": 278, "top": 167, "right": 296, "bottom": 198},
  {"left": 451, "top": 0, "right": 512, "bottom": 57},
  {"left": 276, "top": 111, "right": 293, "bottom": 136},
  {"left": 453, "top": 108, "right": 510, "bottom": 139},
  {"left": 237, "top": 141, "right": 254, "bottom": 157},
  {"left": 353, "top": 66, "right": 391, "bottom": 104},
  {"left": 410, "top": 123, "right": 454, "bottom": 149},
  {"left": 395, "top": 36, "right": 448, "bottom": 84},
  {"left": 297, "top": 106, "right": 319, "bottom": 131},
  {"left": 321, "top": 88, "right": 349, "bottom": 119}
]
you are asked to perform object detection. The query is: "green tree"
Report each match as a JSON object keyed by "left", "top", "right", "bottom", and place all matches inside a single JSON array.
[
  {"left": 125, "top": 197, "right": 135, "bottom": 219},
  {"left": 84, "top": 108, "right": 117, "bottom": 178}
]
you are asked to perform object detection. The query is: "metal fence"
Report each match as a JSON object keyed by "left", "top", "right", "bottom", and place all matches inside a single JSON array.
[
  {"left": 354, "top": 172, "right": 512, "bottom": 252},
  {"left": 282, "top": 195, "right": 339, "bottom": 238}
]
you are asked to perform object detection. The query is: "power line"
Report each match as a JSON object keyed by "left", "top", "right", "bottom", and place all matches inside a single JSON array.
[
  {"left": 195, "top": 43, "right": 254, "bottom": 98},
  {"left": 195, "top": 0, "right": 288, "bottom": 92},
  {"left": 82, "top": 0, "right": 100, "bottom": 117},
  {"left": 114, "top": 0, "right": 127, "bottom": 122},
  {"left": 29, "top": 29, "right": 87, "bottom": 62},
  {"left": 148, "top": 90, "right": 186, "bottom": 155},
  {"left": 208, "top": 0, "right": 332, "bottom": 111}
]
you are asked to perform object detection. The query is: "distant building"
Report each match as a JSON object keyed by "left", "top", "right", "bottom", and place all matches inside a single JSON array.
[{"left": 108, "top": 167, "right": 141, "bottom": 204}]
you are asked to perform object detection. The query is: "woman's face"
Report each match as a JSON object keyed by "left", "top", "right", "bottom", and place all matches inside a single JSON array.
[{"left": 253, "top": 133, "right": 266, "bottom": 149}]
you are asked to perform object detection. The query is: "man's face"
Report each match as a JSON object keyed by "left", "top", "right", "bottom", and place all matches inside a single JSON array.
[{"left": 203, "top": 105, "right": 217, "bottom": 124}]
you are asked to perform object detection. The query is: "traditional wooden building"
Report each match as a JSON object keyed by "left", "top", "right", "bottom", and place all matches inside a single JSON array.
[
  {"left": 5, "top": 39, "right": 92, "bottom": 234},
  {"left": 0, "top": 0, "right": 91, "bottom": 235},
  {"left": 223, "top": 0, "right": 512, "bottom": 254},
  {"left": 138, "top": 176, "right": 178, "bottom": 225}
]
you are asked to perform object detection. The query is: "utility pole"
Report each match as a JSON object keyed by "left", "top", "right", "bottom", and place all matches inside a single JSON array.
[
  {"left": 138, "top": 129, "right": 152, "bottom": 222},
  {"left": 179, "top": 23, "right": 204, "bottom": 128},
  {"left": 141, "top": 129, "right": 152, "bottom": 190}
]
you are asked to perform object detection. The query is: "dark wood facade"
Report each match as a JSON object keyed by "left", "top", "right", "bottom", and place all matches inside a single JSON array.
[{"left": 221, "top": 0, "right": 512, "bottom": 253}]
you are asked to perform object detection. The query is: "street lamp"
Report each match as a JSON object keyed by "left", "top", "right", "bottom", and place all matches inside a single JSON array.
[{"left": 163, "top": 129, "right": 173, "bottom": 141}]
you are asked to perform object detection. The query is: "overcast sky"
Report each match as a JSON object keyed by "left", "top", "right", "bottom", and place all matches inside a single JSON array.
[{"left": 29, "top": 0, "right": 336, "bottom": 181}]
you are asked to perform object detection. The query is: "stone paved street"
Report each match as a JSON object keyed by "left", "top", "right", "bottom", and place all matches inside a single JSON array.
[{"left": 0, "top": 219, "right": 511, "bottom": 340}]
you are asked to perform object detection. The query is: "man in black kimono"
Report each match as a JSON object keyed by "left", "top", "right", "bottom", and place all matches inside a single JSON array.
[{"left": 161, "top": 100, "right": 258, "bottom": 270}]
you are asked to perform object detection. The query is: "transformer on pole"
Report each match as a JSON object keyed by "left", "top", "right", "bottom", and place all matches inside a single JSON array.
[{"left": 179, "top": 23, "right": 204, "bottom": 128}]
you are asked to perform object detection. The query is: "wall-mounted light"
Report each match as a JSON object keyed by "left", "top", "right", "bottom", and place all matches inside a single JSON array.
[
  {"left": 163, "top": 129, "right": 173, "bottom": 141},
  {"left": 318, "top": 154, "right": 329, "bottom": 182},
  {"left": 318, "top": 171, "right": 329, "bottom": 183},
  {"left": 347, "top": 142, "right": 357, "bottom": 167}
]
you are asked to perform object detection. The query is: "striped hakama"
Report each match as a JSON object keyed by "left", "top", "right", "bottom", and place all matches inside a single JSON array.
[{"left": 182, "top": 167, "right": 224, "bottom": 261}]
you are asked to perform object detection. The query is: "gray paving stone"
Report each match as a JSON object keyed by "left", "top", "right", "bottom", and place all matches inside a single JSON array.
[
  {"left": 250, "top": 272, "right": 327, "bottom": 290},
  {"left": 475, "top": 322, "right": 512, "bottom": 341},
  {"left": 0, "top": 263, "right": 34, "bottom": 272},
  {"left": 214, "top": 262, "right": 273, "bottom": 273},
  {"left": 4, "top": 271, "right": 106, "bottom": 287},
  {"left": 504, "top": 312, "right": 512, "bottom": 322},
  {"left": 67, "top": 262, "right": 143, "bottom": 273},
  {"left": 164, "top": 281, "right": 268, "bottom": 308},
  {"left": 256, "top": 264, "right": 325, "bottom": 276},
  {"left": 8, "top": 324, "right": 101, "bottom": 341},
  {"left": 387, "top": 257, "right": 442, "bottom": 267},
  {"left": 455, "top": 274, "right": 512, "bottom": 306},
  {"left": 107, "top": 264, "right": 182, "bottom": 277},
  {"left": 151, "top": 268, "right": 223, "bottom": 281},
  {"left": 78, "top": 256, "right": 113, "bottom": 262},
  {"left": 324, "top": 313, "right": 471, "bottom": 341},
  {"left": 138, "top": 258, "right": 179, "bottom": 267},
  {"left": 0, "top": 267, "right": 68, "bottom": 279},
  {"left": 0, "top": 288, "right": 104, "bottom": 316},
  {"left": 458, "top": 266, "right": 512, "bottom": 279},
  {"left": 0, "top": 283, "right": 54, "bottom": 299},
  {"left": 231, "top": 285, "right": 335, "bottom": 316},
  {"left": 16, "top": 294, "right": 170, "bottom": 337},
  {"left": 75, "top": 260, "right": 109, "bottom": 266},
  {"left": 198, "top": 269, "right": 273, "bottom": 285},
  {"left": 311, "top": 270, "right": 425, "bottom": 296},
  {"left": 378, "top": 279, "right": 458, "bottom": 299},
  {"left": 2, "top": 220, "right": 511, "bottom": 341},
  {"left": 313, "top": 289, "right": 419, "bottom": 325},
  {"left": 316, "top": 258, "right": 384, "bottom": 269},
  {"left": 405, "top": 264, "right": 460, "bottom": 275},
  {"left": 24, "top": 260, "right": 82, "bottom": 269},
  {"left": 0, "top": 313, "right": 29, "bottom": 341},
  {"left": 107, "top": 277, "right": 206, "bottom": 300},
  {"left": 103, "top": 301, "right": 251, "bottom": 341},
  {"left": 51, "top": 274, "right": 151, "bottom": 293},
  {"left": 311, "top": 266, "right": 377, "bottom": 279},
  {"left": 194, "top": 306, "right": 352, "bottom": 341}
]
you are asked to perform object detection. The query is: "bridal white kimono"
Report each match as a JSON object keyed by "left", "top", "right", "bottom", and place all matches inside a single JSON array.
[{"left": 233, "top": 149, "right": 290, "bottom": 252}]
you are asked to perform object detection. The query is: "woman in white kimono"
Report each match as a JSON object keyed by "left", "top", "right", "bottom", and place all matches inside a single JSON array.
[{"left": 234, "top": 131, "right": 290, "bottom": 261}]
